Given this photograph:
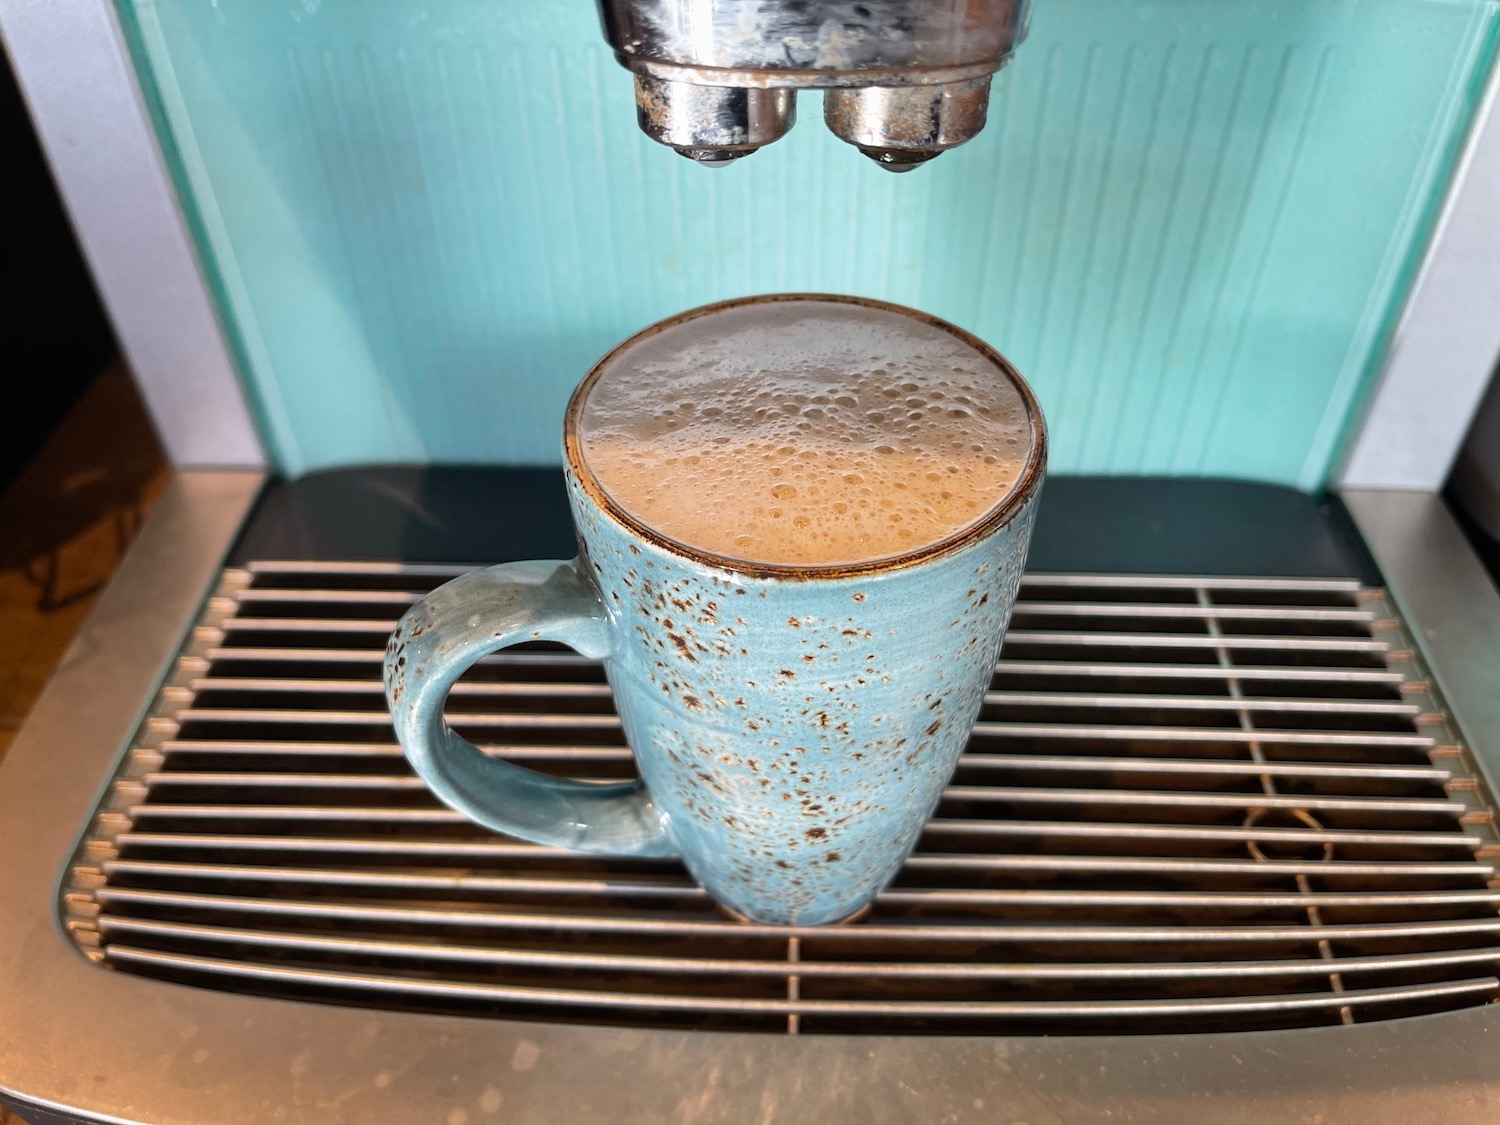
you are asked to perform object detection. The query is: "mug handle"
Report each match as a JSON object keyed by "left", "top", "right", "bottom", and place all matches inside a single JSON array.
[{"left": 384, "top": 559, "right": 675, "bottom": 857}]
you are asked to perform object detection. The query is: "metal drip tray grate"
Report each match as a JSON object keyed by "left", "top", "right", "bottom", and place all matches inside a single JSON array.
[{"left": 63, "top": 563, "right": 1500, "bottom": 1036}]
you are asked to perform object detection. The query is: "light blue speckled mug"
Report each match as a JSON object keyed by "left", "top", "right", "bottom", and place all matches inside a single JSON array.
[{"left": 385, "top": 295, "right": 1045, "bottom": 925}]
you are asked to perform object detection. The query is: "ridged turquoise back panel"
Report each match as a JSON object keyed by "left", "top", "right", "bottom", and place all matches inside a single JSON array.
[{"left": 120, "top": 0, "right": 1498, "bottom": 487}]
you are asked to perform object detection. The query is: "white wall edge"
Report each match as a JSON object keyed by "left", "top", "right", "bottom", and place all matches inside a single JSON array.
[{"left": 1338, "top": 40, "right": 1500, "bottom": 491}]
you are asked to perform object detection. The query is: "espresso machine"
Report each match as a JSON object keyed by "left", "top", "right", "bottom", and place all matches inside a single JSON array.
[{"left": 2, "top": 1, "right": 1500, "bottom": 1122}]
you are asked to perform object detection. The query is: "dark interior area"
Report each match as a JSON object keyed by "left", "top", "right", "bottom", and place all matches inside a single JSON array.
[{"left": 0, "top": 50, "right": 117, "bottom": 490}]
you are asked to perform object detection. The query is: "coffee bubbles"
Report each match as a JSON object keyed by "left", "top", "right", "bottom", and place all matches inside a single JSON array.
[{"left": 577, "top": 300, "right": 1030, "bottom": 567}]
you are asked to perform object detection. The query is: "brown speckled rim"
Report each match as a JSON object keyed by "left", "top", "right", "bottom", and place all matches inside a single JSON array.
[{"left": 564, "top": 293, "right": 1048, "bottom": 581}]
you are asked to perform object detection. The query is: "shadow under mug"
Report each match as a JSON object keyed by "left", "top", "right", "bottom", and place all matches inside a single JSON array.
[{"left": 384, "top": 294, "right": 1046, "bottom": 925}]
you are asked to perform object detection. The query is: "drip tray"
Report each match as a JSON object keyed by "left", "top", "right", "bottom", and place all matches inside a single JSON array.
[{"left": 62, "top": 563, "right": 1500, "bottom": 1037}]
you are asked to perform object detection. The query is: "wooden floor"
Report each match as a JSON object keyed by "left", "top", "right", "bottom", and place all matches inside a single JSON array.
[
  {"left": 0, "top": 359, "right": 167, "bottom": 1125},
  {"left": 0, "top": 358, "right": 169, "bottom": 763}
]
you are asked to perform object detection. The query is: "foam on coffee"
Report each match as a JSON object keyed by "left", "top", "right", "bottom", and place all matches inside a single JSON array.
[{"left": 575, "top": 300, "right": 1031, "bottom": 567}]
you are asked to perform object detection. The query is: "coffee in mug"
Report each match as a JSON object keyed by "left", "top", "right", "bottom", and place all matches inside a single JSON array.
[{"left": 575, "top": 299, "right": 1031, "bottom": 566}]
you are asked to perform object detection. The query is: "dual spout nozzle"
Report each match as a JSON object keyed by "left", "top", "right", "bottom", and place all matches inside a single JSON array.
[{"left": 634, "top": 73, "right": 993, "bottom": 173}]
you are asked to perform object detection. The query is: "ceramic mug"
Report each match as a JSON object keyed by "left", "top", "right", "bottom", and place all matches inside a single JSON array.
[{"left": 384, "top": 295, "right": 1046, "bottom": 925}]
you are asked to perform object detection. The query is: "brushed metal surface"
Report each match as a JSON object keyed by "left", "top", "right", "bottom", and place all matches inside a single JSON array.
[{"left": 597, "top": 0, "right": 1028, "bottom": 84}]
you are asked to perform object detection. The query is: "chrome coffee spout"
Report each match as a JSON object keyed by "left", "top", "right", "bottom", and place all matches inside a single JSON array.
[{"left": 597, "top": 0, "right": 1032, "bottom": 169}]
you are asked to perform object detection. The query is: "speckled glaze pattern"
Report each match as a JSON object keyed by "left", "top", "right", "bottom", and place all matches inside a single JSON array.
[
  {"left": 385, "top": 475, "right": 1039, "bottom": 927},
  {"left": 573, "top": 464, "right": 1037, "bottom": 925},
  {"left": 385, "top": 295, "right": 1045, "bottom": 926}
]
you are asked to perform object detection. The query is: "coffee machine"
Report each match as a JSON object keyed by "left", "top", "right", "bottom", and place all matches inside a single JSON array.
[{"left": 2, "top": 1, "right": 1500, "bottom": 1122}]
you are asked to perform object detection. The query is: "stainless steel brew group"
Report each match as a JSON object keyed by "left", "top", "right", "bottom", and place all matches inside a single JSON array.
[{"left": 598, "top": 0, "right": 1030, "bottom": 169}]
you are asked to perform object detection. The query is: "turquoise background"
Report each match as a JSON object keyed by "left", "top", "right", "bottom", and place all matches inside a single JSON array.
[{"left": 119, "top": 0, "right": 1499, "bottom": 488}]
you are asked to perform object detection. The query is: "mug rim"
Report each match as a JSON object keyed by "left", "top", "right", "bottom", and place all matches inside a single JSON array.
[{"left": 563, "top": 292, "right": 1048, "bottom": 581}]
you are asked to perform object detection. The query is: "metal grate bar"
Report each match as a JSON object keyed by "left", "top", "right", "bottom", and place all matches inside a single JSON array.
[
  {"left": 233, "top": 586, "right": 1380, "bottom": 624},
  {"left": 190, "top": 677, "right": 1421, "bottom": 716},
  {"left": 107, "top": 836, "right": 1494, "bottom": 879},
  {"left": 206, "top": 648, "right": 1407, "bottom": 684},
  {"left": 205, "top": 646, "right": 602, "bottom": 668},
  {"left": 1000, "top": 632, "right": 1391, "bottom": 651},
  {"left": 1013, "top": 603, "right": 1378, "bottom": 622},
  {"left": 216, "top": 617, "right": 1396, "bottom": 652},
  {"left": 99, "top": 859, "right": 1500, "bottom": 909},
  {"left": 191, "top": 678, "right": 616, "bottom": 699},
  {"left": 924, "top": 820, "right": 1484, "bottom": 846},
  {"left": 994, "top": 662, "right": 1403, "bottom": 682},
  {"left": 171, "top": 710, "right": 1439, "bottom": 746},
  {"left": 937, "top": 788, "right": 1463, "bottom": 814},
  {"left": 248, "top": 561, "right": 479, "bottom": 577},
  {"left": 953, "top": 756, "right": 1450, "bottom": 781},
  {"left": 142, "top": 773, "right": 430, "bottom": 789},
  {"left": 1020, "top": 575, "right": 1366, "bottom": 592},
  {"left": 122, "top": 805, "right": 1488, "bottom": 850},
  {"left": 91, "top": 885, "right": 1500, "bottom": 943},
  {"left": 981, "top": 692, "right": 1420, "bottom": 715},
  {"left": 126, "top": 787, "right": 1466, "bottom": 817},
  {"left": 158, "top": 740, "right": 628, "bottom": 761},
  {"left": 66, "top": 566, "right": 1500, "bottom": 1038},
  {"left": 102, "top": 946, "right": 1499, "bottom": 1018},
  {"left": 966, "top": 723, "right": 1435, "bottom": 746},
  {"left": 241, "top": 561, "right": 1367, "bottom": 592},
  {"left": 149, "top": 744, "right": 1453, "bottom": 780},
  {"left": 173, "top": 709, "right": 625, "bottom": 729},
  {"left": 94, "top": 916, "right": 1500, "bottom": 981},
  {"left": 125, "top": 806, "right": 472, "bottom": 822},
  {"left": 102, "top": 859, "right": 701, "bottom": 897},
  {"left": 138, "top": 768, "right": 1452, "bottom": 792}
]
